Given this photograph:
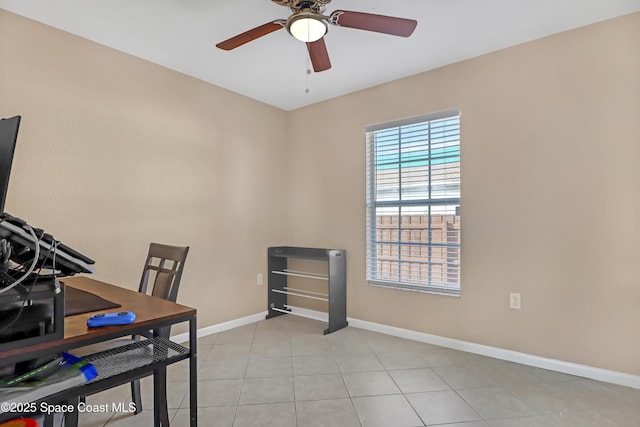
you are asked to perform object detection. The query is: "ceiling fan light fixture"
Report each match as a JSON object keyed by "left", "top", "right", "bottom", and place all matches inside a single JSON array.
[{"left": 287, "top": 12, "right": 328, "bottom": 42}]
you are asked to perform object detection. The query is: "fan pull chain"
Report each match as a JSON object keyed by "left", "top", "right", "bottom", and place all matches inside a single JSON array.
[{"left": 305, "top": 55, "right": 311, "bottom": 94}]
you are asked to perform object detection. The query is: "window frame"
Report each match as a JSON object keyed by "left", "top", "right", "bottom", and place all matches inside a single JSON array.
[{"left": 365, "top": 109, "right": 461, "bottom": 297}]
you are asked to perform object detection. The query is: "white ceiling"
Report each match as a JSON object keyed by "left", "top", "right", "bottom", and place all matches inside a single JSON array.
[{"left": 1, "top": 0, "right": 639, "bottom": 111}]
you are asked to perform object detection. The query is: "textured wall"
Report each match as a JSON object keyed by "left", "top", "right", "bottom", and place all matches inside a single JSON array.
[
  {"left": 286, "top": 12, "right": 640, "bottom": 375},
  {"left": 0, "top": 10, "right": 288, "bottom": 330}
]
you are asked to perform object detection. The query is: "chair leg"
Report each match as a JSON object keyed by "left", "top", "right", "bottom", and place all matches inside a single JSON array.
[
  {"left": 153, "top": 367, "right": 170, "bottom": 427},
  {"left": 43, "top": 413, "right": 55, "bottom": 427},
  {"left": 131, "top": 379, "right": 143, "bottom": 414},
  {"left": 64, "top": 396, "right": 80, "bottom": 427}
]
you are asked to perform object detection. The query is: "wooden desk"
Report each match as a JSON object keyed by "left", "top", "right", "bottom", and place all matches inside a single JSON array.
[{"left": 0, "top": 276, "right": 197, "bottom": 427}]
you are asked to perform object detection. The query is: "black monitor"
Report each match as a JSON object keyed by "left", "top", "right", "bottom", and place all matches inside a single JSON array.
[{"left": 0, "top": 116, "right": 21, "bottom": 214}]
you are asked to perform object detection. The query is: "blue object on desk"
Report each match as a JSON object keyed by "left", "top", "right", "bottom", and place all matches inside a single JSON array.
[{"left": 87, "top": 311, "right": 136, "bottom": 327}]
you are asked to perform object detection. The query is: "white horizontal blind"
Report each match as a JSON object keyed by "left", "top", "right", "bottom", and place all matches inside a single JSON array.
[{"left": 366, "top": 110, "right": 461, "bottom": 295}]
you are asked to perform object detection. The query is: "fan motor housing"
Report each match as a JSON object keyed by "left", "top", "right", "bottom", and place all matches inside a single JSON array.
[{"left": 272, "top": 0, "right": 331, "bottom": 14}]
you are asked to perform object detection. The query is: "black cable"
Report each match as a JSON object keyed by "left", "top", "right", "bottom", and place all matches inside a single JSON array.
[
  {"left": 0, "top": 263, "right": 42, "bottom": 336},
  {"left": 0, "top": 238, "right": 10, "bottom": 263},
  {"left": 0, "top": 223, "right": 42, "bottom": 294},
  {"left": 0, "top": 236, "right": 57, "bottom": 335},
  {"left": 0, "top": 284, "right": 33, "bottom": 336}
]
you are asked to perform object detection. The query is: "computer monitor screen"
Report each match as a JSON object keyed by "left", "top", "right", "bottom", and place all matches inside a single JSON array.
[{"left": 0, "top": 116, "right": 21, "bottom": 214}]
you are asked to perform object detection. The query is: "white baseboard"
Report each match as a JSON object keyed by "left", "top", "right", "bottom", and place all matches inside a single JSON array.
[
  {"left": 173, "top": 308, "right": 640, "bottom": 389},
  {"left": 171, "top": 311, "right": 267, "bottom": 343},
  {"left": 347, "top": 317, "right": 640, "bottom": 390}
]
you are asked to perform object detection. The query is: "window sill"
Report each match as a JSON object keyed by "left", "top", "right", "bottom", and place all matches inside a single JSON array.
[{"left": 367, "top": 281, "right": 460, "bottom": 298}]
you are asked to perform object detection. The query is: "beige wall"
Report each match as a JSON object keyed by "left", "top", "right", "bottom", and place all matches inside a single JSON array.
[
  {"left": 0, "top": 10, "right": 289, "bottom": 330},
  {"left": 2, "top": 9, "right": 639, "bottom": 376},
  {"left": 286, "top": 12, "right": 640, "bottom": 375}
]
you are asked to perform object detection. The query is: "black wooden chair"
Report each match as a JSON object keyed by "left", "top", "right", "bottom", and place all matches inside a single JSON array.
[{"left": 128, "top": 243, "right": 190, "bottom": 414}]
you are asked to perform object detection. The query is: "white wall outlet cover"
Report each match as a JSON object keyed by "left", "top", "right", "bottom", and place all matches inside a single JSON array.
[{"left": 509, "top": 292, "right": 521, "bottom": 309}]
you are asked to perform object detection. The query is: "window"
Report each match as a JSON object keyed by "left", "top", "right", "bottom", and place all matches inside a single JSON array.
[{"left": 365, "top": 109, "right": 461, "bottom": 296}]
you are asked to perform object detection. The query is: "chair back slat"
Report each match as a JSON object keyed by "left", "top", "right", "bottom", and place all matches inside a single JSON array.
[
  {"left": 151, "top": 271, "right": 173, "bottom": 300},
  {"left": 138, "top": 243, "right": 189, "bottom": 304}
]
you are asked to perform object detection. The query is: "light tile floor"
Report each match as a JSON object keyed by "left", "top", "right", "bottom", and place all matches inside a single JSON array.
[{"left": 75, "top": 315, "right": 640, "bottom": 426}]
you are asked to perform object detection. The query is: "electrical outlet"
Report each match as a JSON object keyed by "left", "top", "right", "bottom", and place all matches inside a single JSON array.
[
  {"left": 509, "top": 292, "right": 521, "bottom": 309},
  {"left": 257, "top": 273, "right": 264, "bottom": 286}
]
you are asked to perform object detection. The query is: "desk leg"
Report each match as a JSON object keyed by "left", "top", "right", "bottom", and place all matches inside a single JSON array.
[{"left": 189, "top": 314, "right": 198, "bottom": 427}]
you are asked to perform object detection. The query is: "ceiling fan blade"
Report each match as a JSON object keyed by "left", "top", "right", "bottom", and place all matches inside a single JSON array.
[
  {"left": 216, "top": 21, "right": 284, "bottom": 50},
  {"left": 330, "top": 10, "right": 417, "bottom": 37},
  {"left": 306, "top": 38, "right": 331, "bottom": 72}
]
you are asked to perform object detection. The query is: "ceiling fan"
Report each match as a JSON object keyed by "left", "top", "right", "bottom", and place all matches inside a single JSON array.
[{"left": 216, "top": 0, "right": 418, "bottom": 72}]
